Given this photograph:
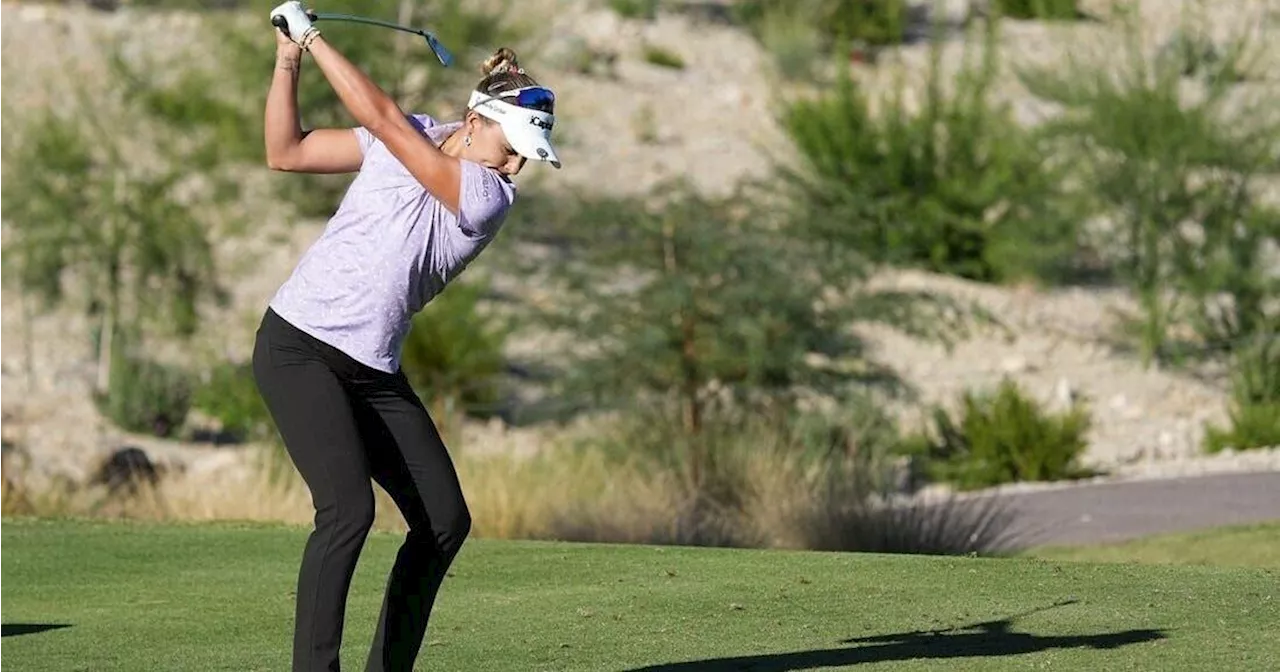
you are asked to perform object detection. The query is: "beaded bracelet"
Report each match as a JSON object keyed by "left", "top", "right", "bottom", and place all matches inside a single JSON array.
[{"left": 300, "top": 27, "right": 322, "bottom": 52}]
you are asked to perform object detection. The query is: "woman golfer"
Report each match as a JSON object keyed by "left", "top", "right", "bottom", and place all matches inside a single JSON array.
[{"left": 253, "top": 3, "right": 559, "bottom": 670}]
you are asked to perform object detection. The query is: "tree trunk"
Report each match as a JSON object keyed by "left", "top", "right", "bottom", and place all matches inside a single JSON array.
[
  {"left": 96, "top": 307, "right": 114, "bottom": 394},
  {"left": 97, "top": 254, "right": 122, "bottom": 395},
  {"left": 661, "top": 215, "right": 704, "bottom": 487},
  {"left": 392, "top": 0, "right": 415, "bottom": 102},
  {"left": 681, "top": 316, "right": 701, "bottom": 436},
  {"left": 22, "top": 291, "right": 35, "bottom": 396}
]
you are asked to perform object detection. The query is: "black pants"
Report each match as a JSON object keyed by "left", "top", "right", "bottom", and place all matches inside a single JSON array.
[{"left": 252, "top": 308, "right": 471, "bottom": 672}]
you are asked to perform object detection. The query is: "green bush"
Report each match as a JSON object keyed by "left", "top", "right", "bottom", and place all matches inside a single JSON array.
[
  {"left": 1204, "top": 334, "right": 1280, "bottom": 453},
  {"left": 400, "top": 277, "right": 510, "bottom": 419},
  {"left": 902, "top": 377, "right": 1094, "bottom": 490},
  {"left": 993, "top": 0, "right": 1083, "bottom": 20},
  {"left": 642, "top": 44, "right": 685, "bottom": 69},
  {"left": 777, "top": 19, "right": 1078, "bottom": 283},
  {"left": 190, "top": 362, "right": 273, "bottom": 442},
  {"left": 93, "top": 348, "right": 194, "bottom": 439}
]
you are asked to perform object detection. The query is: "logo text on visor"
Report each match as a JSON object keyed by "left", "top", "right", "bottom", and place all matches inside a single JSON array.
[{"left": 466, "top": 86, "right": 562, "bottom": 169}]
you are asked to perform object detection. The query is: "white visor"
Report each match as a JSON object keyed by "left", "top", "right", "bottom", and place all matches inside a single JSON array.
[{"left": 467, "top": 89, "right": 561, "bottom": 169}]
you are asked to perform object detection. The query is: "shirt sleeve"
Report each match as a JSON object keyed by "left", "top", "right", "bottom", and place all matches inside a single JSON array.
[
  {"left": 457, "top": 160, "right": 516, "bottom": 237},
  {"left": 351, "top": 115, "right": 433, "bottom": 159},
  {"left": 352, "top": 126, "right": 376, "bottom": 157}
]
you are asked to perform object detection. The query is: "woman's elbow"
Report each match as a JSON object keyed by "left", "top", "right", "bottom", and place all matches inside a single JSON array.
[{"left": 265, "top": 150, "right": 295, "bottom": 172}]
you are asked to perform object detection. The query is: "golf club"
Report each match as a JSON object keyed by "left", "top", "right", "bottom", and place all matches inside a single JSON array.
[{"left": 271, "top": 11, "right": 455, "bottom": 67}]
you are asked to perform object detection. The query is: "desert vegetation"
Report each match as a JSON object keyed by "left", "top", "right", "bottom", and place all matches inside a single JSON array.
[{"left": 2, "top": 0, "right": 1277, "bottom": 555}]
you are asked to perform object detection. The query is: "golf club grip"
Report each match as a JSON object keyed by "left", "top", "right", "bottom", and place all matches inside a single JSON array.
[{"left": 271, "top": 12, "right": 318, "bottom": 37}]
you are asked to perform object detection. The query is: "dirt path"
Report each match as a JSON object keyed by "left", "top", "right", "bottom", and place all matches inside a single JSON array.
[{"left": 998, "top": 471, "right": 1280, "bottom": 547}]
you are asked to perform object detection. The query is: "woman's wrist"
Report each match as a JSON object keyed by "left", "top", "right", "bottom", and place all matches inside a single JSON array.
[{"left": 276, "top": 46, "right": 302, "bottom": 71}]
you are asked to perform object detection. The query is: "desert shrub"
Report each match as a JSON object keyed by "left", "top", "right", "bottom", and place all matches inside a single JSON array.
[
  {"left": 545, "top": 397, "right": 898, "bottom": 549},
  {"left": 1204, "top": 333, "right": 1280, "bottom": 453},
  {"left": 797, "top": 482, "right": 1020, "bottom": 555},
  {"left": 992, "top": 0, "right": 1083, "bottom": 20},
  {"left": 770, "top": 397, "right": 1021, "bottom": 555},
  {"left": 642, "top": 44, "right": 685, "bottom": 69},
  {"left": 400, "top": 277, "right": 510, "bottom": 420},
  {"left": 902, "top": 378, "right": 1094, "bottom": 490},
  {"left": 94, "top": 346, "right": 195, "bottom": 439},
  {"left": 190, "top": 361, "right": 273, "bottom": 442},
  {"left": 1018, "top": 8, "right": 1280, "bottom": 363},
  {"left": 537, "top": 393, "right": 1022, "bottom": 554},
  {"left": 777, "top": 18, "right": 1079, "bottom": 283},
  {"left": 551, "top": 402, "right": 786, "bottom": 548}
]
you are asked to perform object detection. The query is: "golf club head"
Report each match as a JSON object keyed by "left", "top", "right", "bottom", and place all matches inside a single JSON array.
[{"left": 423, "top": 33, "right": 455, "bottom": 67}]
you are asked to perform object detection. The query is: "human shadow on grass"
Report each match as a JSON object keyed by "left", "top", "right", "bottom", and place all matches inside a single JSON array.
[
  {"left": 2, "top": 623, "right": 73, "bottom": 638},
  {"left": 624, "top": 600, "right": 1166, "bottom": 671}
]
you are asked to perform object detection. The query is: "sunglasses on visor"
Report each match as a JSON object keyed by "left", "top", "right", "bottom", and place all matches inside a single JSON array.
[{"left": 494, "top": 86, "right": 556, "bottom": 114}]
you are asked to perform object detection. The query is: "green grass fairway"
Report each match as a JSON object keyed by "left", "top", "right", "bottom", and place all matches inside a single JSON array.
[
  {"left": 3, "top": 518, "right": 1277, "bottom": 671},
  {"left": 1028, "top": 522, "right": 1280, "bottom": 568}
]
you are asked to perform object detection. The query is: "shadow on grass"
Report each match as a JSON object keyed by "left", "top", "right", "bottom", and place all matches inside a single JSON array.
[
  {"left": 624, "top": 600, "right": 1166, "bottom": 671},
  {"left": 2, "top": 623, "right": 73, "bottom": 638}
]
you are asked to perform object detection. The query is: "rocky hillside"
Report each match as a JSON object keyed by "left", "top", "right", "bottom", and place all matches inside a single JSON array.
[{"left": 3, "top": 0, "right": 1279, "bottom": 493}]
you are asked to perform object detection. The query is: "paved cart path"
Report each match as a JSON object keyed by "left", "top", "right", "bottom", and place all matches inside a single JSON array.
[{"left": 997, "top": 471, "right": 1280, "bottom": 547}]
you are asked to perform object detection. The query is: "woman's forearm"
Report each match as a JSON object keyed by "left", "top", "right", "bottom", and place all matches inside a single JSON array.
[
  {"left": 264, "top": 46, "right": 304, "bottom": 169},
  {"left": 304, "top": 36, "right": 405, "bottom": 138},
  {"left": 296, "top": 31, "right": 458, "bottom": 209}
]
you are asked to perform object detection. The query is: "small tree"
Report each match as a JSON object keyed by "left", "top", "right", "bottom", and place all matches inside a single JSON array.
[
  {"left": 1017, "top": 6, "right": 1280, "bottom": 363},
  {"left": 2, "top": 111, "right": 223, "bottom": 393},
  {"left": 530, "top": 179, "right": 978, "bottom": 491}
]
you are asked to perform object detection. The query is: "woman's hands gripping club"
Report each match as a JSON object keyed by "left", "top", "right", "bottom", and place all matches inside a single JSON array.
[{"left": 270, "top": 1, "right": 320, "bottom": 49}]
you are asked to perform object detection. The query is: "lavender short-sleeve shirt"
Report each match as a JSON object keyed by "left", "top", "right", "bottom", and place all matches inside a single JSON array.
[{"left": 269, "top": 114, "right": 516, "bottom": 373}]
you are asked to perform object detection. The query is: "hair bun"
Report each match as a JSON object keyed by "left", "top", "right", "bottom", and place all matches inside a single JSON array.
[{"left": 480, "top": 47, "right": 523, "bottom": 76}]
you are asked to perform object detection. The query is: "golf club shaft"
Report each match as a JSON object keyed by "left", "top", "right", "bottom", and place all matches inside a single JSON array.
[
  {"left": 310, "top": 12, "right": 426, "bottom": 39},
  {"left": 309, "top": 12, "right": 454, "bottom": 67},
  {"left": 272, "top": 12, "right": 453, "bottom": 66}
]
